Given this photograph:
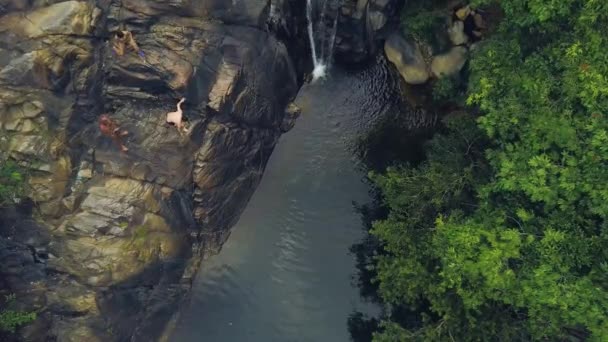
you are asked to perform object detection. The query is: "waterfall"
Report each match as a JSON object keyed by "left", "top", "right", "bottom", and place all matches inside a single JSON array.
[{"left": 306, "top": 0, "right": 340, "bottom": 82}]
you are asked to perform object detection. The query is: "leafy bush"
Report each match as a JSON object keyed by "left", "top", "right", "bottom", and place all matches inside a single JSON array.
[
  {"left": 0, "top": 310, "right": 36, "bottom": 333},
  {"left": 0, "top": 161, "right": 25, "bottom": 207},
  {"left": 0, "top": 295, "right": 36, "bottom": 333},
  {"left": 371, "top": 0, "right": 608, "bottom": 340},
  {"left": 402, "top": 9, "right": 442, "bottom": 39},
  {"left": 401, "top": 5, "right": 447, "bottom": 51},
  {"left": 432, "top": 76, "right": 460, "bottom": 103}
]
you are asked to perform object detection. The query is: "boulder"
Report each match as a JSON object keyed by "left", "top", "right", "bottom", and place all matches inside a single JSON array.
[
  {"left": 455, "top": 5, "right": 471, "bottom": 20},
  {"left": 474, "top": 12, "right": 487, "bottom": 29},
  {"left": 448, "top": 20, "right": 469, "bottom": 45},
  {"left": 369, "top": 11, "right": 388, "bottom": 31},
  {"left": 431, "top": 46, "right": 468, "bottom": 78},
  {"left": 384, "top": 33, "right": 429, "bottom": 85},
  {"left": 281, "top": 102, "right": 302, "bottom": 132}
]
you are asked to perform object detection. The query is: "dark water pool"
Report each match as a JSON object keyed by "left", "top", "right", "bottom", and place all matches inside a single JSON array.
[{"left": 171, "top": 58, "right": 401, "bottom": 342}]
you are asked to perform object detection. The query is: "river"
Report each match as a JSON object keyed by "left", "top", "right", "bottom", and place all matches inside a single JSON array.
[{"left": 172, "top": 58, "right": 400, "bottom": 342}]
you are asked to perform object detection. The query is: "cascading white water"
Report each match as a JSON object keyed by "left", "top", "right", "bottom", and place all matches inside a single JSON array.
[{"left": 306, "top": 0, "right": 339, "bottom": 82}]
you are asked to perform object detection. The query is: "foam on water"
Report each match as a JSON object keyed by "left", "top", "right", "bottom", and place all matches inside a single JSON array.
[
  {"left": 307, "top": 0, "right": 338, "bottom": 82},
  {"left": 312, "top": 63, "right": 327, "bottom": 82}
]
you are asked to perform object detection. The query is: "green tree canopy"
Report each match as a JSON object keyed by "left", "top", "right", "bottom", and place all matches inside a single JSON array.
[{"left": 371, "top": 0, "right": 608, "bottom": 340}]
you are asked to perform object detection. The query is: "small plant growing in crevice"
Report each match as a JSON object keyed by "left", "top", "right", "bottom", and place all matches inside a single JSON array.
[
  {"left": 0, "top": 160, "right": 26, "bottom": 207},
  {"left": 128, "top": 225, "right": 160, "bottom": 262},
  {"left": 0, "top": 294, "right": 36, "bottom": 333},
  {"left": 130, "top": 225, "right": 148, "bottom": 246}
]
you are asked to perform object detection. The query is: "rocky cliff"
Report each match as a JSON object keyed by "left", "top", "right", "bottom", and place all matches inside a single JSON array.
[
  {"left": 334, "top": 0, "right": 404, "bottom": 64},
  {"left": 0, "top": 0, "right": 305, "bottom": 340}
]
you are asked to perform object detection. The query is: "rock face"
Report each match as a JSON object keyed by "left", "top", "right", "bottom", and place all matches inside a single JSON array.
[
  {"left": 384, "top": 33, "right": 429, "bottom": 85},
  {"left": 431, "top": 46, "right": 468, "bottom": 77},
  {"left": 384, "top": 3, "right": 490, "bottom": 85},
  {"left": 334, "top": 0, "right": 404, "bottom": 64},
  {"left": 0, "top": 1, "right": 304, "bottom": 341},
  {"left": 448, "top": 20, "right": 468, "bottom": 46}
]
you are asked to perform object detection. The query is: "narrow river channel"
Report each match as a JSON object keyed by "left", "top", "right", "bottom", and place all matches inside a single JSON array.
[{"left": 172, "top": 58, "right": 400, "bottom": 342}]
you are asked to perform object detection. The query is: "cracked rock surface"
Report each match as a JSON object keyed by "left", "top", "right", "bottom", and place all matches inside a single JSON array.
[{"left": 0, "top": 0, "right": 303, "bottom": 340}]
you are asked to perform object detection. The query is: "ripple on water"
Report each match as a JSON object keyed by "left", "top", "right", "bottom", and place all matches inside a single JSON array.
[{"left": 272, "top": 202, "right": 313, "bottom": 273}]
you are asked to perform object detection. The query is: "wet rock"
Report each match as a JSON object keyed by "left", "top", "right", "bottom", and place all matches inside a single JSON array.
[
  {"left": 334, "top": 0, "right": 405, "bottom": 64},
  {"left": 281, "top": 102, "right": 301, "bottom": 132},
  {"left": 369, "top": 10, "right": 387, "bottom": 31},
  {"left": 384, "top": 33, "right": 429, "bottom": 85},
  {"left": 455, "top": 5, "right": 471, "bottom": 20},
  {"left": 0, "top": 1, "right": 99, "bottom": 38},
  {"left": 448, "top": 20, "right": 468, "bottom": 46},
  {"left": 8, "top": 135, "right": 46, "bottom": 157},
  {"left": 431, "top": 46, "right": 468, "bottom": 78},
  {"left": 473, "top": 12, "right": 487, "bottom": 29},
  {"left": 112, "top": 0, "right": 268, "bottom": 27}
]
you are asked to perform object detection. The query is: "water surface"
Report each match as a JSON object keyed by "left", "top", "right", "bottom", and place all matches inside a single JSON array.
[{"left": 173, "top": 59, "right": 399, "bottom": 342}]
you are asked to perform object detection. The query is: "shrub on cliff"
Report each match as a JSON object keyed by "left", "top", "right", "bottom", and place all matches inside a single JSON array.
[
  {"left": 0, "top": 161, "right": 25, "bottom": 207},
  {"left": 0, "top": 309, "right": 36, "bottom": 333},
  {"left": 432, "top": 76, "right": 463, "bottom": 103},
  {"left": 0, "top": 294, "right": 36, "bottom": 333},
  {"left": 399, "top": 1, "right": 450, "bottom": 52},
  {"left": 371, "top": 0, "right": 608, "bottom": 340}
]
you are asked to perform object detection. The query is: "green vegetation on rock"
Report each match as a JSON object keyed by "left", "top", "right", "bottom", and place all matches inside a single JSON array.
[
  {"left": 0, "top": 295, "right": 36, "bottom": 333},
  {"left": 0, "top": 310, "right": 36, "bottom": 333},
  {"left": 399, "top": 1, "right": 447, "bottom": 48},
  {"left": 370, "top": 0, "right": 608, "bottom": 340},
  {"left": 0, "top": 161, "right": 25, "bottom": 207},
  {"left": 431, "top": 76, "right": 462, "bottom": 103}
]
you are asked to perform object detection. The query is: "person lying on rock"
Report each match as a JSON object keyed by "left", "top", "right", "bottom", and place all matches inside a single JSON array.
[
  {"left": 112, "top": 30, "right": 145, "bottom": 58},
  {"left": 166, "top": 98, "right": 189, "bottom": 135},
  {"left": 99, "top": 114, "right": 129, "bottom": 152}
]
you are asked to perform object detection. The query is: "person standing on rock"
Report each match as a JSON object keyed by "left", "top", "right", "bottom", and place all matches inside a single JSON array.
[
  {"left": 112, "top": 30, "right": 145, "bottom": 58},
  {"left": 99, "top": 114, "right": 129, "bottom": 152},
  {"left": 166, "top": 98, "right": 189, "bottom": 135}
]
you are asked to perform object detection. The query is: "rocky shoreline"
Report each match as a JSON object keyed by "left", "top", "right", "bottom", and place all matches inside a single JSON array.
[{"left": 383, "top": 2, "right": 493, "bottom": 86}]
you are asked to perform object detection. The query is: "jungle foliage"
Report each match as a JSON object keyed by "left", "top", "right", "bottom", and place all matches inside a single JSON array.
[
  {"left": 370, "top": 0, "right": 608, "bottom": 340},
  {"left": 0, "top": 294, "right": 36, "bottom": 333}
]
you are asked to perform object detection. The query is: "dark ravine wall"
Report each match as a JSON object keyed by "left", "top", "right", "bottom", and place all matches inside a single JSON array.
[
  {"left": 334, "top": 0, "right": 405, "bottom": 64},
  {"left": 0, "top": 1, "right": 305, "bottom": 341}
]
